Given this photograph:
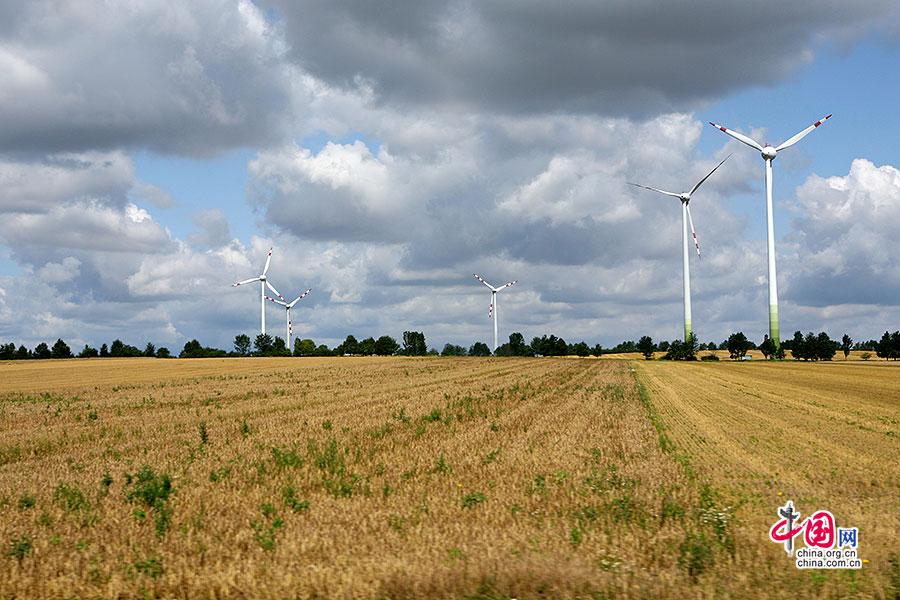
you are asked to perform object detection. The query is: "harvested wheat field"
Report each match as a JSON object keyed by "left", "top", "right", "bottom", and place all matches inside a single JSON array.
[
  {"left": 635, "top": 358, "right": 900, "bottom": 598},
  {"left": 0, "top": 356, "right": 898, "bottom": 599}
]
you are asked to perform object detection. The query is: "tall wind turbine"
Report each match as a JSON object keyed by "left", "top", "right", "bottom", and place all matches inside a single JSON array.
[
  {"left": 628, "top": 154, "right": 730, "bottom": 342},
  {"left": 231, "top": 247, "right": 284, "bottom": 335},
  {"left": 709, "top": 115, "right": 831, "bottom": 351},
  {"left": 473, "top": 274, "right": 517, "bottom": 353},
  {"left": 266, "top": 289, "right": 312, "bottom": 349}
]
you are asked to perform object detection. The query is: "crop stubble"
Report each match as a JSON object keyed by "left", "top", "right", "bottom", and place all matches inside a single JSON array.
[
  {"left": 635, "top": 358, "right": 899, "bottom": 598},
  {"left": 3, "top": 356, "right": 895, "bottom": 599},
  {"left": 3, "top": 357, "right": 706, "bottom": 599}
]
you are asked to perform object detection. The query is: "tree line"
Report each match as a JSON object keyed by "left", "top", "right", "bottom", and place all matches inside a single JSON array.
[{"left": 3, "top": 329, "right": 899, "bottom": 361}]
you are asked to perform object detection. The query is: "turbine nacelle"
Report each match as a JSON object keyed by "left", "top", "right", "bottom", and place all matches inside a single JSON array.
[{"left": 761, "top": 146, "right": 777, "bottom": 161}]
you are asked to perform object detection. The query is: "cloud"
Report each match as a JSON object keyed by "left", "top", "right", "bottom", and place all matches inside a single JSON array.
[
  {"left": 0, "top": 151, "right": 134, "bottom": 213},
  {"left": 188, "top": 209, "right": 232, "bottom": 249},
  {"left": 130, "top": 180, "right": 175, "bottom": 209},
  {"left": 785, "top": 158, "right": 900, "bottom": 307},
  {"left": 270, "top": 0, "right": 896, "bottom": 116},
  {"left": 0, "top": 0, "right": 297, "bottom": 156}
]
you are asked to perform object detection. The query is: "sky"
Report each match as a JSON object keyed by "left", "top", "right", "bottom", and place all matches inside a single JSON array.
[{"left": 1, "top": 0, "right": 899, "bottom": 353}]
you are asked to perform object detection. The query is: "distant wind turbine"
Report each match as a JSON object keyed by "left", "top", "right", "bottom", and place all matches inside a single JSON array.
[
  {"left": 473, "top": 274, "right": 517, "bottom": 353},
  {"left": 231, "top": 247, "right": 283, "bottom": 335},
  {"left": 628, "top": 154, "right": 730, "bottom": 342},
  {"left": 266, "top": 289, "right": 312, "bottom": 349},
  {"left": 709, "top": 115, "right": 831, "bottom": 351}
]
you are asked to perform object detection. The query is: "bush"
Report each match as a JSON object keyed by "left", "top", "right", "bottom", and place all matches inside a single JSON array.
[{"left": 700, "top": 353, "right": 719, "bottom": 361}]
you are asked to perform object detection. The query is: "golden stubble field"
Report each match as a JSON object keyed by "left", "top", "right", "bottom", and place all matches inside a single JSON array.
[
  {"left": 635, "top": 358, "right": 900, "bottom": 598},
  {"left": 0, "top": 356, "right": 898, "bottom": 599}
]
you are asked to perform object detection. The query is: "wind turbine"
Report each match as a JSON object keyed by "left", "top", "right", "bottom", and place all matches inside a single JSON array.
[
  {"left": 231, "top": 247, "right": 284, "bottom": 335},
  {"left": 628, "top": 154, "right": 730, "bottom": 342},
  {"left": 473, "top": 274, "right": 517, "bottom": 353},
  {"left": 709, "top": 115, "right": 831, "bottom": 351},
  {"left": 266, "top": 289, "right": 312, "bottom": 349}
]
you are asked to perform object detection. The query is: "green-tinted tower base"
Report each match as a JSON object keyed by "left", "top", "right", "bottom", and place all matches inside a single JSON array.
[{"left": 769, "top": 305, "right": 780, "bottom": 350}]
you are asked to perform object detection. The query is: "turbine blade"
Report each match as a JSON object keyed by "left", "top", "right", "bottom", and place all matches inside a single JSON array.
[
  {"left": 262, "top": 247, "right": 273, "bottom": 275},
  {"left": 627, "top": 182, "right": 681, "bottom": 198},
  {"left": 265, "top": 280, "right": 284, "bottom": 300},
  {"left": 288, "top": 289, "right": 312, "bottom": 308},
  {"left": 686, "top": 204, "right": 701, "bottom": 260},
  {"left": 232, "top": 277, "right": 260, "bottom": 287},
  {"left": 709, "top": 122, "right": 764, "bottom": 152},
  {"left": 265, "top": 295, "right": 287, "bottom": 306},
  {"left": 775, "top": 114, "right": 832, "bottom": 152},
  {"left": 473, "top": 273, "right": 495, "bottom": 290},
  {"left": 500, "top": 280, "right": 517, "bottom": 289},
  {"left": 688, "top": 153, "right": 732, "bottom": 196}
]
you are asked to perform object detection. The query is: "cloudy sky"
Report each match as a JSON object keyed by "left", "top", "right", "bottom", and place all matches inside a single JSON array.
[{"left": 1, "top": 0, "right": 899, "bottom": 353}]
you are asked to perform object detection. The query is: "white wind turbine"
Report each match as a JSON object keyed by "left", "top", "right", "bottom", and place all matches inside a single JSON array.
[
  {"left": 266, "top": 289, "right": 312, "bottom": 349},
  {"left": 628, "top": 154, "right": 730, "bottom": 342},
  {"left": 231, "top": 247, "right": 283, "bottom": 335},
  {"left": 473, "top": 274, "right": 517, "bottom": 353},
  {"left": 709, "top": 115, "right": 831, "bottom": 351}
]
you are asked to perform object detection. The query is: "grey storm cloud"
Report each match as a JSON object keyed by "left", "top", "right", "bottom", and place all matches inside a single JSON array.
[
  {"left": 270, "top": 0, "right": 895, "bottom": 115},
  {"left": 0, "top": 0, "right": 295, "bottom": 156}
]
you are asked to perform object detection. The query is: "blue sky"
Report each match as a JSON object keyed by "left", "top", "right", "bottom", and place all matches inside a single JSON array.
[{"left": 1, "top": 1, "right": 899, "bottom": 353}]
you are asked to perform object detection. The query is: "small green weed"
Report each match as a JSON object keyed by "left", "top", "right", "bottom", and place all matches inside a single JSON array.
[
  {"left": 461, "top": 492, "right": 486, "bottom": 508},
  {"left": 8, "top": 534, "right": 32, "bottom": 561}
]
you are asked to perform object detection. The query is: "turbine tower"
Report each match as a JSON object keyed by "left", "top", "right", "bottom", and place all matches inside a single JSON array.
[
  {"left": 473, "top": 274, "right": 517, "bottom": 353},
  {"left": 231, "top": 247, "right": 284, "bottom": 335},
  {"left": 266, "top": 289, "right": 312, "bottom": 350},
  {"left": 628, "top": 154, "right": 730, "bottom": 342},
  {"left": 709, "top": 115, "right": 831, "bottom": 351}
]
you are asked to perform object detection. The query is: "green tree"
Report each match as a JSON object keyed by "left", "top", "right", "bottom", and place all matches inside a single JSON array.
[
  {"left": 840, "top": 334, "right": 853, "bottom": 359},
  {"left": 234, "top": 334, "right": 251, "bottom": 356},
  {"left": 144, "top": 342, "right": 156, "bottom": 358},
  {"left": 726, "top": 332, "right": 752, "bottom": 360},
  {"left": 441, "top": 343, "right": 466, "bottom": 356},
  {"left": 99, "top": 343, "right": 109, "bottom": 357},
  {"left": 874, "top": 331, "right": 900, "bottom": 360},
  {"left": 156, "top": 347, "right": 171, "bottom": 358},
  {"left": 570, "top": 341, "right": 590, "bottom": 357},
  {"left": 401, "top": 331, "right": 427, "bottom": 356},
  {"left": 51, "top": 338, "right": 73, "bottom": 359},
  {"left": 374, "top": 335, "right": 399, "bottom": 356},
  {"left": 358, "top": 337, "right": 375, "bottom": 356},
  {"left": 636, "top": 335, "right": 655, "bottom": 360},
  {"left": 816, "top": 332, "right": 838, "bottom": 361},
  {"left": 33, "top": 342, "right": 51, "bottom": 359},
  {"left": 758, "top": 335, "right": 776, "bottom": 360},
  {"left": 338, "top": 335, "right": 359, "bottom": 356},
  {"left": 271, "top": 336, "right": 291, "bottom": 357},
  {"left": 254, "top": 334, "right": 274, "bottom": 356},
  {"left": 77, "top": 344, "right": 99, "bottom": 358},
  {"left": 662, "top": 334, "right": 699, "bottom": 361},
  {"left": 181, "top": 339, "right": 203, "bottom": 358},
  {"left": 0, "top": 343, "right": 14, "bottom": 359},
  {"left": 15, "top": 345, "right": 30, "bottom": 359},
  {"left": 293, "top": 338, "right": 316, "bottom": 357},
  {"left": 313, "top": 344, "right": 333, "bottom": 356},
  {"left": 468, "top": 342, "right": 491, "bottom": 357}
]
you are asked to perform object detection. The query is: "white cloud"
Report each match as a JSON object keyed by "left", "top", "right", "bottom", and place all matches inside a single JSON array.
[{"left": 784, "top": 159, "right": 900, "bottom": 309}]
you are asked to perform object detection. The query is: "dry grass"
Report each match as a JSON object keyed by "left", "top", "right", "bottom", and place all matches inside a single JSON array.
[
  {"left": 635, "top": 358, "right": 900, "bottom": 598},
  {"left": 0, "top": 357, "right": 708, "bottom": 599},
  {"left": 1, "top": 356, "right": 897, "bottom": 599}
]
